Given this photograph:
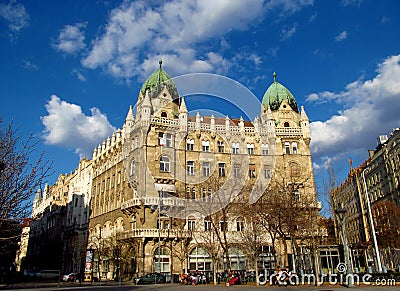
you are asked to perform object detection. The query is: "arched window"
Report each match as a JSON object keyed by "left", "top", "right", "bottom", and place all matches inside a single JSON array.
[
  {"left": 225, "top": 246, "right": 246, "bottom": 271},
  {"left": 189, "top": 247, "right": 212, "bottom": 272},
  {"left": 130, "top": 159, "right": 136, "bottom": 176},
  {"left": 154, "top": 247, "right": 170, "bottom": 273},
  {"left": 160, "top": 156, "right": 170, "bottom": 172}
]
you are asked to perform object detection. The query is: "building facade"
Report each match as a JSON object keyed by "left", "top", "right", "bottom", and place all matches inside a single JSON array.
[
  {"left": 331, "top": 128, "right": 400, "bottom": 272},
  {"left": 86, "top": 63, "right": 321, "bottom": 280},
  {"left": 18, "top": 63, "right": 323, "bottom": 280}
]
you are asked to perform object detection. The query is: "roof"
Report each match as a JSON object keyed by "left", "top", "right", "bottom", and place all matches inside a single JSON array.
[
  {"left": 140, "top": 60, "right": 179, "bottom": 101},
  {"left": 262, "top": 72, "right": 299, "bottom": 113}
]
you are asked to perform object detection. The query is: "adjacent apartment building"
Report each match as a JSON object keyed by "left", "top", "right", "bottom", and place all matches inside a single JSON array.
[{"left": 331, "top": 128, "right": 400, "bottom": 272}]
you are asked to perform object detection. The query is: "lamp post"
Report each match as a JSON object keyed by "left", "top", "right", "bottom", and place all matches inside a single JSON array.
[
  {"left": 156, "top": 189, "right": 163, "bottom": 284},
  {"left": 335, "top": 206, "right": 353, "bottom": 287},
  {"left": 361, "top": 169, "right": 383, "bottom": 272}
]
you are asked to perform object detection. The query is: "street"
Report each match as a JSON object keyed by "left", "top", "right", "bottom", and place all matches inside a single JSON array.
[{"left": 1, "top": 281, "right": 399, "bottom": 291}]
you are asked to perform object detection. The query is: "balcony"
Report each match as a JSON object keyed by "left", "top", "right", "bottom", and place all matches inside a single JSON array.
[
  {"left": 121, "top": 198, "right": 141, "bottom": 210},
  {"left": 275, "top": 127, "right": 302, "bottom": 137},
  {"left": 117, "top": 229, "right": 190, "bottom": 240}
]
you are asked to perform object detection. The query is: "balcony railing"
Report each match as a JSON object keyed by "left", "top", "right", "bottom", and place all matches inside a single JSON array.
[
  {"left": 117, "top": 229, "right": 190, "bottom": 240},
  {"left": 275, "top": 127, "right": 302, "bottom": 137},
  {"left": 121, "top": 198, "right": 141, "bottom": 210}
]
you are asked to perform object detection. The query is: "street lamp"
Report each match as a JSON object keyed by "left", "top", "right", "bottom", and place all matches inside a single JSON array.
[
  {"left": 335, "top": 206, "right": 353, "bottom": 287},
  {"left": 361, "top": 169, "right": 383, "bottom": 272}
]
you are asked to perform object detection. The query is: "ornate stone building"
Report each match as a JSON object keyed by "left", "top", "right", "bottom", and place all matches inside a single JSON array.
[{"left": 87, "top": 63, "right": 320, "bottom": 280}]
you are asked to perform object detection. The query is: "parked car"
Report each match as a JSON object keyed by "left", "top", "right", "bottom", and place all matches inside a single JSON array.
[
  {"left": 135, "top": 273, "right": 166, "bottom": 284},
  {"left": 61, "top": 273, "right": 82, "bottom": 282},
  {"left": 35, "top": 270, "right": 60, "bottom": 280}
]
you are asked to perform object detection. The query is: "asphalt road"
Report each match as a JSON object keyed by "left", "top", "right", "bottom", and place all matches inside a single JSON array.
[{"left": 1, "top": 282, "right": 399, "bottom": 291}]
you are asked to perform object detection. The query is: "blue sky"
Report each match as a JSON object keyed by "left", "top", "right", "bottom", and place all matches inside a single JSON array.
[{"left": 1, "top": 0, "right": 400, "bottom": 205}]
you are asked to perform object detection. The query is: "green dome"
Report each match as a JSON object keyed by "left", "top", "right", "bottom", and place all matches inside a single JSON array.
[
  {"left": 140, "top": 60, "right": 179, "bottom": 100},
  {"left": 262, "top": 73, "right": 298, "bottom": 113}
]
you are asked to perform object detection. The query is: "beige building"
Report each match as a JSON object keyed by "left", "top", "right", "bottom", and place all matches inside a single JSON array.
[{"left": 87, "top": 63, "right": 320, "bottom": 280}]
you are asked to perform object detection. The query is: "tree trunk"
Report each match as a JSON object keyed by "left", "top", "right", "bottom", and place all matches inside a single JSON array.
[
  {"left": 255, "top": 258, "right": 259, "bottom": 286},
  {"left": 213, "top": 258, "right": 217, "bottom": 285}
]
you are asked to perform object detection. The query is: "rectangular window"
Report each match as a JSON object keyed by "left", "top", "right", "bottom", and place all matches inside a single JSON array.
[
  {"left": 187, "top": 139, "right": 194, "bottom": 151},
  {"left": 202, "top": 162, "right": 210, "bottom": 176},
  {"left": 264, "top": 168, "right": 271, "bottom": 179},
  {"left": 247, "top": 144, "right": 254, "bottom": 155},
  {"left": 218, "top": 141, "right": 224, "bottom": 153},
  {"left": 285, "top": 142, "right": 291, "bottom": 154},
  {"left": 187, "top": 161, "right": 195, "bottom": 176},
  {"left": 218, "top": 163, "right": 226, "bottom": 177},
  {"left": 202, "top": 140, "right": 210, "bottom": 152},
  {"left": 249, "top": 164, "right": 256, "bottom": 178},
  {"left": 262, "top": 144, "right": 269, "bottom": 155},
  {"left": 237, "top": 221, "right": 244, "bottom": 232},
  {"left": 292, "top": 142, "right": 298, "bottom": 154},
  {"left": 220, "top": 221, "right": 228, "bottom": 232},
  {"left": 117, "top": 171, "right": 121, "bottom": 184},
  {"left": 191, "top": 188, "right": 196, "bottom": 199},
  {"left": 188, "top": 220, "right": 196, "bottom": 230},
  {"left": 232, "top": 142, "right": 239, "bottom": 154},
  {"left": 204, "top": 220, "right": 212, "bottom": 231},
  {"left": 166, "top": 133, "right": 172, "bottom": 147},
  {"left": 234, "top": 164, "right": 241, "bottom": 178},
  {"left": 159, "top": 132, "right": 172, "bottom": 147}
]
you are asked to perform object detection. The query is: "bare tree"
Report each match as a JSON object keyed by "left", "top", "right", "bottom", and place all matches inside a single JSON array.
[
  {"left": 0, "top": 119, "right": 52, "bottom": 227},
  {"left": 235, "top": 201, "right": 267, "bottom": 285}
]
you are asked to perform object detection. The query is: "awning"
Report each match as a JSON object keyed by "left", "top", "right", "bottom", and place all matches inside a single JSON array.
[{"left": 154, "top": 183, "right": 176, "bottom": 193}]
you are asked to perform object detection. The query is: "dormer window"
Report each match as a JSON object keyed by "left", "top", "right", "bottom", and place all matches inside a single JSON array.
[
  {"left": 284, "top": 122, "right": 290, "bottom": 127},
  {"left": 161, "top": 111, "right": 167, "bottom": 118}
]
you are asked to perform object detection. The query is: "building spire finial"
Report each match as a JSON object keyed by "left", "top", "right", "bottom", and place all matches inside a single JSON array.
[
  {"left": 159, "top": 59, "right": 163, "bottom": 70},
  {"left": 273, "top": 72, "right": 277, "bottom": 82}
]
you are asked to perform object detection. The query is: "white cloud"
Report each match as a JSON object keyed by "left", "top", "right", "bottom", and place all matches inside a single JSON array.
[
  {"left": 309, "top": 54, "right": 400, "bottom": 167},
  {"left": 41, "top": 95, "right": 115, "bottom": 158},
  {"left": 335, "top": 30, "right": 348, "bottom": 42},
  {"left": 52, "top": 22, "right": 87, "bottom": 55},
  {"left": 21, "top": 60, "right": 38, "bottom": 70},
  {"left": 0, "top": 0, "right": 29, "bottom": 34},
  {"left": 281, "top": 24, "right": 297, "bottom": 41},
  {"left": 341, "top": 0, "right": 362, "bottom": 7},
  {"left": 72, "top": 69, "right": 87, "bottom": 82},
  {"left": 81, "top": 0, "right": 312, "bottom": 80}
]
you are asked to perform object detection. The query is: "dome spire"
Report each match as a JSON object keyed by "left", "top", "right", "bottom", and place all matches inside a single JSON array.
[{"left": 273, "top": 72, "right": 277, "bottom": 83}]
